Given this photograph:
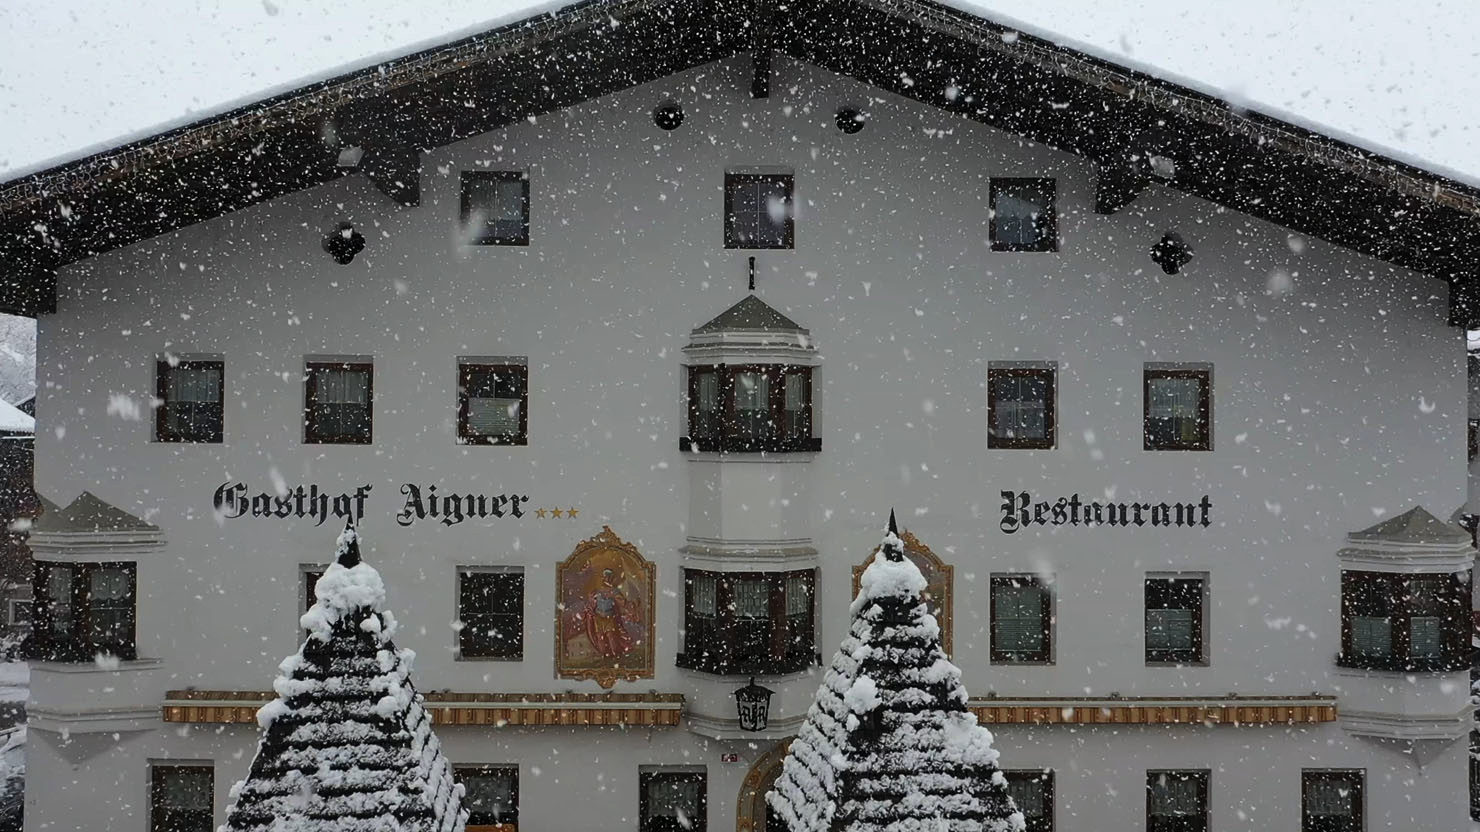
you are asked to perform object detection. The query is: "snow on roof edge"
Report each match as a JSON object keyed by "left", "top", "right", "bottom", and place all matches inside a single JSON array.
[{"left": 0, "top": 400, "right": 33, "bottom": 434}]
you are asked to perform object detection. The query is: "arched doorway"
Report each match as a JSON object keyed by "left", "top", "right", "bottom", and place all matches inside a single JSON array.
[{"left": 735, "top": 739, "right": 792, "bottom": 832}]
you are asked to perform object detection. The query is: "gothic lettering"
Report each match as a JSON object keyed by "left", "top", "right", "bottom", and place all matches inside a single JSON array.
[{"left": 998, "top": 490, "right": 1211, "bottom": 534}]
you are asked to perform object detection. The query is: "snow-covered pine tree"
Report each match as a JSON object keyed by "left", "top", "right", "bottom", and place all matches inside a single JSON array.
[
  {"left": 220, "top": 525, "right": 467, "bottom": 832},
  {"left": 767, "top": 512, "right": 1023, "bottom": 832}
]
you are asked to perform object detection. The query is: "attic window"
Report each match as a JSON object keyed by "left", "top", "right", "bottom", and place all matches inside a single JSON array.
[
  {"left": 990, "top": 178, "right": 1057, "bottom": 252},
  {"left": 461, "top": 171, "right": 530, "bottom": 246},
  {"left": 725, "top": 173, "right": 793, "bottom": 249}
]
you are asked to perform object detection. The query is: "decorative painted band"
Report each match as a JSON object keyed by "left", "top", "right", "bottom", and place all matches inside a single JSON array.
[
  {"left": 162, "top": 690, "right": 685, "bottom": 727},
  {"left": 968, "top": 696, "right": 1337, "bottom": 726}
]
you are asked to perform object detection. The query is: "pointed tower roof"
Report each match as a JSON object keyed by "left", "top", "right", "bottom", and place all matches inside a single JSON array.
[
  {"left": 1348, "top": 506, "right": 1471, "bottom": 544},
  {"left": 693, "top": 294, "right": 807, "bottom": 335},
  {"left": 221, "top": 527, "right": 467, "bottom": 832},
  {"left": 31, "top": 491, "right": 160, "bottom": 534}
]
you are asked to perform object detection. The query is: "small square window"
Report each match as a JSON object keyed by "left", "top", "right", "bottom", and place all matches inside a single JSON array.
[
  {"left": 1147, "top": 770, "right": 1209, "bottom": 832},
  {"left": 304, "top": 361, "right": 372, "bottom": 445},
  {"left": 1003, "top": 769, "right": 1054, "bottom": 832},
  {"left": 990, "top": 574, "right": 1053, "bottom": 664},
  {"left": 458, "top": 568, "right": 524, "bottom": 660},
  {"left": 7, "top": 599, "right": 29, "bottom": 629},
  {"left": 1302, "top": 770, "right": 1363, "bottom": 832},
  {"left": 156, "top": 359, "right": 223, "bottom": 443},
  {"left": 455, "top": 765, "right": 518, "bottom": 829},
  {"left": 151, "top": 764, "right": 213, "bottom": 832},
  {"left": 1144, "top": 366, "right": 1211, "bottom": 451},
  {"left": 640, "top": 769, "right": 706, "bottom": 832},
  {"left": 461, "top": 171, "right": 530, "bottom": 246},
  {"left": 725, "top": 173, "right": 793, "bottom": 249},
  {"left": 990, "top": 178, "right": 1056, "bottom": 252},
  {"left": 1145, "top": 575, "right": 1206, "bottom": 665},
  {"left": 458, "top": 361, "right": 528, "bottom": 445},
  {"left": 988, "top": 365, "right": 1055, "bottom": 449}
]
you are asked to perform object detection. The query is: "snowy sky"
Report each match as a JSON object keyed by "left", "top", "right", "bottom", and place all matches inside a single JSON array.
[{"left": 1, "top": 0, "right": 1478, "bottom": 186}]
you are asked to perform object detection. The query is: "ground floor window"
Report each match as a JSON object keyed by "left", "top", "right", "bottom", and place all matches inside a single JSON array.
[
  {"left": 457, "top": 765, "right": 518, "bottom": 830},
  {"left": 150, "top": 764, "right": 213, "bottom": 832},
  {"left": 1002, "top": 769, "right": 1054, "bottom": 831},
  {"left": 640, "top": 768, "right": 706, "bottom": 832},
  {"left": 1147, "top": 770, "right": 1208, "bottom": 832},
  {"left": 1302, "top": 770, "right": 1363, "bottom": 832}
]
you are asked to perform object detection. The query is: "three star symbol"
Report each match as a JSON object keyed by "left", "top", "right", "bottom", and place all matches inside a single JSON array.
[{"left": 534, "top": 507, "right": 579, "bottom": 520}]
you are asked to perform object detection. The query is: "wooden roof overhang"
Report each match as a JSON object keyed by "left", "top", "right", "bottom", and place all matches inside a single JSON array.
[
  {"left": 4, "top": 0, "right": 1479, "bottom": 325},
  {"left": 163, "top": 689, "right": 686, "bottom": 727}
]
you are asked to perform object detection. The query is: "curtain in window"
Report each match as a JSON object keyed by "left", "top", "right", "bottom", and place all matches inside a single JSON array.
[
  {"left": 992, "top": 375, "right": 1047, "bottom": 439},
  {"left": 462, "top": 769, "right": 517, "bottom": 825},
  {"left": 735, "top": 579, "right": 768, "bottom": 618},
  {"left": 1409, "top": 616, "right": 1442, "bottom": 657},
  {"left": 993, "top": 584, "right": 1044, "bottom": 653},
  {"left": 468, "top": 396, "right": 521, "bottom": 435},
  {"left": 314, "top": 367, "right": 370, "bottom": 439},
  {"left": 46, "top": 566, "right": 73, "bottom": 637},
  {"left": 493, "top": 180, "right": 526, "bottom": 240},
  {"left": 1005, "top": 777, "right": 1045, "bottom": 816},
  {"left": 648, "top": 777, "right": 703, "bottom": 818},
  {"left": 733, "top": 373, "right": 772, "bottom": 439},
  {"left": 1146, "top": 608, "right": 1194, "bottom": 650},
  {"left": 1148, "top": 775, "right": 1202, "bottom": 816},
  {"left": 784, "top": 374, "right": 807, "bottom": 437},
  {"left": 690, "top": 574, "right": 718, "bottom": 617},
  {"left": 994, "top": 192, "right": 1044, "bottom": 249},
  {"left": 695, "top": 372, "right": 720, "bottom": 440},
  {"left": 1304, "top": 779, "right": 1355, "bottom": 816},
  {"left": 1350, "top": 616, "right": 1393, "bottom": 656},
  {"left": 90, "top": 567, "right": 132, "bottom": 644},
  {"left": 154, "top": 767, "right": 213, "bottom": 832},
  {"left": 1147, "top": 377, "right": 1202, "bottom": 444},
  {"left": 729, "top": 178, "right": 789, "bottom": 247},
  {"left": 784, "top": 576, "right": 810, "bottom": 616}
]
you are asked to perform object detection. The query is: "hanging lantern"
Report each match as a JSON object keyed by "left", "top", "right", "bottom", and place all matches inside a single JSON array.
[{"left": 735, "top": 677, "right": 775, "bottom": 732}]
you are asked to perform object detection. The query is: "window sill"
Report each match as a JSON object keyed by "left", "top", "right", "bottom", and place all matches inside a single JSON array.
[
  {"left": 457, "top": 435, "right": 528, "bottom": 447},
  {"left": 988, "top": 658, "right": 1055, "bottom": 667},
  {"left": 675, "top": 654, "right": 815, "bottom": 677},
  {"left": 455, "top": 654, "right": 524, "bottom": 662},
  {"left": 1334, "top": 653, "right": 1472, "bottom": 673},
  {"left": 1145, "top": 660, "right": 1210, "bottom": 668},
  {"left": 30, "top": 657, "right": 162, "bottom": 673},
  {"left": 680, "top": 436, "right": 821, "bottom": 454}
]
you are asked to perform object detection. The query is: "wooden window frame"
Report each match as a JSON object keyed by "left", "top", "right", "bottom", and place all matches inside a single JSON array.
[
  {"left": 1002, "top": 769, "right": 1055, "bottom": 832},
  {"left": 457, "top": 568, "right": 525, "bottom": 660},
  {"left": 7, "top": 598, "right": 30, "bottom": 629},
  {"left": 1143, "top": 367, "right": 1211, "bottom": 451},
  {"left": 989, "top": 574, "right": 1054, "bottom": 665},
  {"left": 1338, "top": 570, "right": 1470, "bottom": 672},
  {"left": 724, "top": 172, "right": 794, "bottom": 250},
  {"left": 150, "top": 763, "right": 214, "bottom": 832},
  {"left": 987, "top": 365, "right": 1056, "bottom": 449},
  {"left": 989, "top": 178, "right": 1057, "bottom": 253},
  {"left": 1144, "top": 574, "right": 1207, "bottom": 665},
  {"left": 1302, "top": 769, "right": 1363, "bottom": 832},
  {"left": 457, "top": 361, "right": 529, "bottom": 446},
  {"left": 682, "top": 364, "right": 818, "bottom": 453},
  {"left": 677, "top": 569, "right": 815, "bottom": 675},
  {"left": 302, "top": 568, "right": 325, "bottom": 616},
  {"left": 28, "top": 560, "right": 137, "bottom": 662},
  {"left": 1146, "top": 770, "right": 1209, "bottom": 832},
  {"left": 639, "top": 769, "right": 707, "bottom": 832},
  {"left": 455, "top": 764, "right": 519, "bottom": 830},
  {"left": 304, "top": 361, "right": 373, "bottom": 445},
  {"left": 460, "top": 171, "right": 530, "bottom": 246},
  {"left": 155, "top": 359, "right": 224, "bottom": 443}
]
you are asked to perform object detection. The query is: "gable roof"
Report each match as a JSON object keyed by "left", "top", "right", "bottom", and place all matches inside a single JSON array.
[{"left": 3, "top": 0, "right": 1479, "bottom": 324}]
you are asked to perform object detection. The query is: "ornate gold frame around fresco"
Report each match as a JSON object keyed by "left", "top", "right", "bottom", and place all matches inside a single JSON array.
[
  {"left": 554, "top": 526, "right": 657, "bottom": 689},
  {"left": 852, "top": 528, "right": 954, "bottom": 655},
  {"left": 735, "top": 739, "right": 794, "bottom": 832}
]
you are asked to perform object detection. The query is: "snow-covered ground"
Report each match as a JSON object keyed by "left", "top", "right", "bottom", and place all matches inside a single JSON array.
[
  {"left": 1, "top": 0, "right": 1479, "bottom": 185},
  {"left": 0, "top": 664, "right": 29, "bottom": 706}
]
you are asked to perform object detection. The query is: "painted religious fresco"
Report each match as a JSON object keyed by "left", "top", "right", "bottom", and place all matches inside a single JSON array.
[
  {"left": 555, "top": 526, "right": 655, "bottom": 688},
  {"left": 852, "top": 528, "right": 954, "bottom": 655}
]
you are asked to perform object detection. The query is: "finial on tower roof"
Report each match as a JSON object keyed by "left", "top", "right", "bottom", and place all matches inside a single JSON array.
[
  {"left": 337, "top": 520, "right": 361, "bottom": 568},
  {"left": 883, "top": 509, "right": 904, "bottom": 562},
  {"left": 888, "top": 509, "right": 898, "bottom": 536}
]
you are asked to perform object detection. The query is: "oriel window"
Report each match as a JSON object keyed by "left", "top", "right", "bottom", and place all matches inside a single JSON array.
[
  {"left": 461, "top": 171, "right": 530, "bottom": 246},
  {"left": 304, "top": 361, "right": 372, "bottom": 444},
  {"left": 684, "top": 364, "right": 816, "bottom": 453},
  {"left": 1144, "top": 366, "right": 1211, "bottom": 451},
  {"left": 725, "top": 173, "right": 793, "bottom": 249},
  {"left": 678, "top": 569, "right": 815, "bottom": 675},
  {"left": 990, "top": 178, "right": 1057, "bottom": 252},
  {"left": 458, "top": 361, "right": 529, "bottom": 445},
  {"left": 156, "top": 359, "right": 223, "bottom": 443},
  {"left": 1339, "top": 570, "right": 1469, "bottom": 671},
  {"left": 988, "top": 365, "right": 1055, "bottom": 449},
  {"left": 28, "top": 561, "right": 137, "bottom": 662}
]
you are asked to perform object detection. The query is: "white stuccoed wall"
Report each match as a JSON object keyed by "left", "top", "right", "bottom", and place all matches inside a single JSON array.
[{"left": 26, "top": 56, "right": 1473, "bottom": 831}]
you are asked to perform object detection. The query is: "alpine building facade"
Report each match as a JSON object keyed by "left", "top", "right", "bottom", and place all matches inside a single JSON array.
[{"left": 3, "top": 1, "right": 1479, "bottom": 829}]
